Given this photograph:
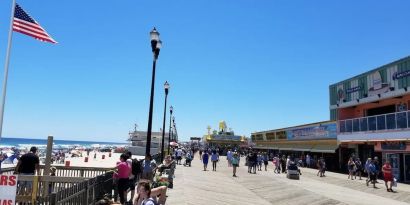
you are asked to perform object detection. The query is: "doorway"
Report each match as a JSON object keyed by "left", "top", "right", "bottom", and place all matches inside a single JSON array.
[
  {"left": 386, "top": 153, "right": 401, "bottom": 181},
  {"left": 404, "top": 154, "right": 410, "bottom": 182}
]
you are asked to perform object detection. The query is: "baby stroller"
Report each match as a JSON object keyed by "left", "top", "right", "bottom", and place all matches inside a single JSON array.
[
  {"left": 184, "top": 154, "right": 192, "bottom": 167},
  {"left": 287, "top": 162, "right": 300, "bottom": 180}
]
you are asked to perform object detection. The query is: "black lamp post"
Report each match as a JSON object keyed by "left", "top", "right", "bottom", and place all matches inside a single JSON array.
[
  {"left": 146, "top": 27, "right": 162, "bottom": 155},
  {"left": 168, "top": 106, "right": 173, "bottom": 154},
  {"left": 160, "top": 81, "right": 169, "bottom": 162},
  {"left": 172, "top": 116, "right": 176, "bottom": 142}
]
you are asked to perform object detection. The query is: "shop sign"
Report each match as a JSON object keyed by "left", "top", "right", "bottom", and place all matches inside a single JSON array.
[
  {"left": 346, "top": 86, "right": 361, "bottom": 94},
  {"left": 286, "top": 123, "right": 337, "bottom": 140},
  {"left": 393, "top": 70, "right": 410, "bottom": 80},
  {"left": 0, "top": 174, "right": 18, "bottom": 205},
  {"left": 368, "top": 71, "right": 390, "bottom": 97},
  {"left": 381, "top": 141, "right": 406, "bottom": 150}
]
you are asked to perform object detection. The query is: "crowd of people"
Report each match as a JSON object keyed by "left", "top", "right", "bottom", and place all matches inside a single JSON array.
[
  {"left": 111, "top": 146, "right": 198, "bottom": 205},
  {"left": 6, "top": 144, "right": 401, "bottom": 204},
  {"left": 346, "top": 156, "right": 396, "bottom": 192},
  {"left": 112, "top": 151, "right": 169, "bottom": 205}
]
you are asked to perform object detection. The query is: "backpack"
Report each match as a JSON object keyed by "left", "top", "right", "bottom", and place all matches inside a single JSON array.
[
  {"left": 231, "top": 157, "right": 239, "bottom": 165},
  {"left": 131, "top": 158, "right": 143, "bottom": 176}
]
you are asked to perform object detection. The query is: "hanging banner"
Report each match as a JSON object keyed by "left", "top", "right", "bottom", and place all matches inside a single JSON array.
[
  {"left": 287, "top": 122, "right": 337, "bottom": 140},
  {"left": 0, "top": 174, "right": 18, "bottom": 205}
]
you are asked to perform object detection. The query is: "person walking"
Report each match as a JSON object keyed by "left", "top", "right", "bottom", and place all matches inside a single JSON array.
[
  {"left": 317, "top": 157, "right": 325, "bottom": 177},
  {"left": 199, "top": 149, "right": 202, "bottom": 160},
  {"left": 374, "top": 156, "right": 380, "bottom": 183},
  {"left": 226, "top": 149, "right": 233, "bottom": 167},
  {"left": 366, "top": 159, "right": 377, "bottom": 188},
  {"left": 364, "top": 158, "right": 372, "bottom": 181},
  {"left": 251, "top": 152, "right": 258, "bottom": 174},
  {"left": 202, "top": 151, "right": 209, "bottom": 171},
  {"left": 347, "top": 158, "right": 355, "bottom": 180},
  {"left": 257, "top": 153, "right": 263, "bottom": 171},
  {"left": 246, "top": 153, "right": 252, "bottom": 173},
  {"left": 263, "top": 153, "right": 269, "bottom": 171},
  {"left": 273, "top": 156, "right": 280, "bottom": 174},
  {"left": 355, "top": 158, "right": 363, "bottom": 180},
  {"left": 176, "top": 147, "right": 183, "bottom": 165},
  {"left": 211, "top": 150, "right": 219, "bottom": 171},
  {"left": 280, "top": 155, "right": 287, "bottom": 174},
  {"left": 232, "top": 152, "right": 240, "bottom": 177},
  {"left": 382, "top": 160, "right": 394, "bottom": 192},
  {"left": 306, "top": 154, "right": 311, "bottom": 168}
]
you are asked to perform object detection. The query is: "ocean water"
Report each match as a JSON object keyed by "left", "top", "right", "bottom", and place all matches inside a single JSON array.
[{"left": 0, "top": 137, "right": 128, "bottom": 148}]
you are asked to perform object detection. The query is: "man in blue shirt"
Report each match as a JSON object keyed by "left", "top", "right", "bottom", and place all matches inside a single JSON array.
[{"left": 366, "top": 159, "right": 378, "bottom": 188}]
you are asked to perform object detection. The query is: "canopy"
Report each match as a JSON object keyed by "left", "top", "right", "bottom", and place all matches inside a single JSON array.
[
  {"left": 170, "top": 142, "right": 179, "bottom": 147},
  {"left": 310, "top": 144, "right": 338, "bottom": 153}
]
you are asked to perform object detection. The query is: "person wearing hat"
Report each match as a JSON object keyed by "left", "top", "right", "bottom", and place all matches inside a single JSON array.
[{"left": 231, "top": 152, "right": 240, "bottom": 177}]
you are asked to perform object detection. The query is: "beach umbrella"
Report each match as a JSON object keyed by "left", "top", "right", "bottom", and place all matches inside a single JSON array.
[{"left": 170, "top": 142, "right": 179, "bottom": 147}]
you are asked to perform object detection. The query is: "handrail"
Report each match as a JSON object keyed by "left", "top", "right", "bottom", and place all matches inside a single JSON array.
[
  {"left": 1, "top": 165, "right": 115, "bottom": 178},
  {"left": 338, "top": 110, "right": 409, "bottom": 133}
]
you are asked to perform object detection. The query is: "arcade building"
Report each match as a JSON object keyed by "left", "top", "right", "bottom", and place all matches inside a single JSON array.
[
  {"left": 252, "top": 55, "right": 410, "bottom": 182},
  {"left": 331, "top": 55, "right": 410, "bottom": 183}
]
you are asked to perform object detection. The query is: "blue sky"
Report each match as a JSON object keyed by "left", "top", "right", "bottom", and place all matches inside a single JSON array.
[{"left": 0, "top": 0, "right": 409, "bottom": 142}]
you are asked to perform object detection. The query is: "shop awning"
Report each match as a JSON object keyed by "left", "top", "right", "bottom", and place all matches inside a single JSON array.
[
  {"left": 276, "top": 144, "right": 293, "bottom": 151},
  {"left": 274, "top": 144, "right": 313, "bottom": 151},
  {"left": 291, "top": 144, "right": 314, "bottom": 152},
  {"left": 310, "top": 144, "right": 338, "bottom": 153},
  {"left": 253, "top": 146, "right": 277, "bottom": 150}
]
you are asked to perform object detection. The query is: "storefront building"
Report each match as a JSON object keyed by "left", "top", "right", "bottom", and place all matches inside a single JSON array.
[
  {"left": 330, "top": 55, "right": 410, "bottom": 182},
  {"left": 251, "top": 121, "right": 339, "bottom": 171}
]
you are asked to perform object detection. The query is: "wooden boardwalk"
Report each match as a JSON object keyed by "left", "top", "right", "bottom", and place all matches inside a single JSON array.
[{"left": 167, "top": 154, "right": 410, "bottom": 205}]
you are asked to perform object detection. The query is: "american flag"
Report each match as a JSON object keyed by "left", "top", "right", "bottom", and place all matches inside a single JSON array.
[{"left": 13, "top": 3, "right": 57, "bottom": 44}]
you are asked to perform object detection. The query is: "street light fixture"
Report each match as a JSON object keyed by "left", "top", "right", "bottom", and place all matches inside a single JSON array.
[
  {"left": 160, "top": 81, "right": 170, "bottom": 162},
  {"left": 168, "top": 106, "right": 173, "bottom": 154},
  {"left": 172, "top": 116, "right": 176, "bottom": 142},
  {"left": 146, "top": 27, "right": 162, "bottom": 155}
]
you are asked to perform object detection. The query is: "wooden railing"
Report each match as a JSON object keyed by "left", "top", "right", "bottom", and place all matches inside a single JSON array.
[
  {"left": 14, "top": 171, "right": 113, "bottom": 204},
  {"left": 1, "top": 165, "right": 114, "bottom": 178},
  {"left": 1, "top": 153, "right": 163, "bottom": 204}
]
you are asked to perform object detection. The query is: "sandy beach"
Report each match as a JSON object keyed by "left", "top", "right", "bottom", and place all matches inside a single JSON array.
[{"left": 1, "top": 151, "right": 145, "bottom": 170}]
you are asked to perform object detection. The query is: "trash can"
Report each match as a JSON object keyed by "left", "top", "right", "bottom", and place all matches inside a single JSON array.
[
  {"left": 65, "top": 161, "right": 70, "bottom": 167},
  {"left": 109, "top": 152, "right": 112, "bottom": 157},
  {"left": 84, "top": 157, "right": 88, "bottom": 162},
  {"left": 102, "top": 155, "right": 105, "bottom": 159}
]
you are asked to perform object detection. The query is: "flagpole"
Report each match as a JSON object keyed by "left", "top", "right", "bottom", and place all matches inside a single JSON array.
[{"left": 0, "top": 0, "right": 16, "bottom": 141}]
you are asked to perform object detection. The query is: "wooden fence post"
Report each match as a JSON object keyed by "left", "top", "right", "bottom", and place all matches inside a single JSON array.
[
  {"left": 83, "top": 182, "right": 88, "bottom": 205},
  {"left": 43, "top": 136, "right": 54, "bottom": 197},
  {"left": 31, "top": 175, "right": 39, "bottom": 204},
  {"left": 50, "top": 192, "right": 57, "bottom": 205}
]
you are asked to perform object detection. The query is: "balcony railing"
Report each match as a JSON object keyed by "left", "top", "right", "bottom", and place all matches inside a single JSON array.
[{"left": 339, "top": 111, "right": 410, "bottom": 133}]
